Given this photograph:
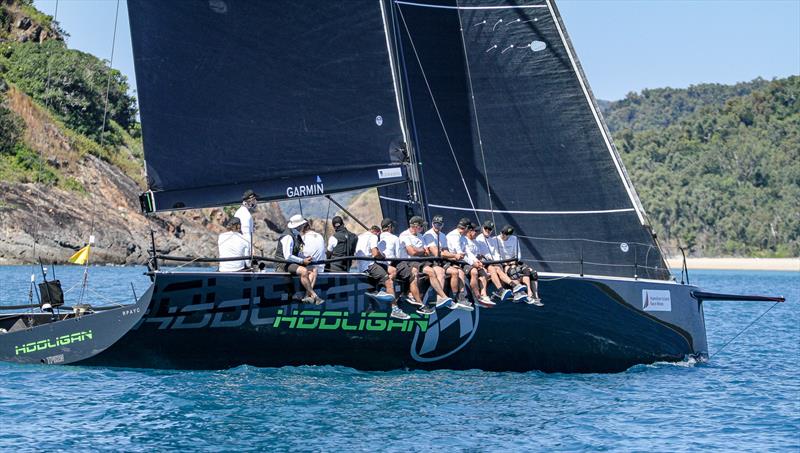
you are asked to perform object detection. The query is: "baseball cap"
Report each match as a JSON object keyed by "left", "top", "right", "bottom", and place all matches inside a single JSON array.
[
  {"left": 381, "top": 218, "right": 395, "bottom": 229},
  {"left": 409, "top": 216, "right": 424, "bottom": 226},
  {"left": 482, "top": 220, "right": 495, "bottom": 230},
  {"left": 501, "top": 225, "right": 514, "bottom": 235}
]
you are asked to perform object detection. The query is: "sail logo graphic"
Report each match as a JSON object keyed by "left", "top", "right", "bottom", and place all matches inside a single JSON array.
[
  {"left": 286, "top": 176, "right": 324, "bottom": 198},
  {"left": 642, "top": 290, "right": 671, "bottom": 312},
  {"left": 410, "top": 306, "right": 479, "bottom": 362}
]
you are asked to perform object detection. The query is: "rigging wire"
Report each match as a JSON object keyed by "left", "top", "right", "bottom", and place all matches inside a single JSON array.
[
  {"left": 29, "top": 0, "right": 60, "bottom": 312},
  {"left": 710, "top": 301, "right": 781, "bottom": 359},
  {"left": 396, "top": 5, "right": 479, "bottom": 222},
  {"left": 454, "top": 0, "right": 496, "bottom": 228},
  {"left": 98, "top": 0, "right": 121, "bottom": 148}
]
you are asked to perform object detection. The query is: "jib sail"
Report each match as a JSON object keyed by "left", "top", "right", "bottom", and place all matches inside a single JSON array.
[
  {"left": 129, "top": 0, "right": 408, "bottom": 212},
  {"left": 380, "top": 0, "right": 669, "bottom": 279}
]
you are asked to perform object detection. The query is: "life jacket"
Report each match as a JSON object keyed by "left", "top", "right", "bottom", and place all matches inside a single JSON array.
[
  {"left": 327, "top": 226, "right": 357, "bottom": 271},
  {"left": 274, "top": 228, "right": 303, "bottom": 261}
]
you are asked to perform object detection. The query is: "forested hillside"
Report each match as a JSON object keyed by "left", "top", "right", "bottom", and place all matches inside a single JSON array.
[{"left": 607, "top": 77, "right": 799, "bottom": 257}]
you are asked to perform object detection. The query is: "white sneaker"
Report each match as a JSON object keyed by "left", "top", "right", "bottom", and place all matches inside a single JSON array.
[
  {"left": 513, "top": 292, "right": 528, "bottom": 303},
  {"left": 404, "top": 294, "right": 422, "bottom": 306},
  {"left": 512, "top": 284, "right": 526, "bottom": 294},
  {"left": 478, "top": 295, "right": 495, "bottom": 307},
  {"left": 391, "top": 306, "right": 411, "bottom": 319},
  {"left": 435, "top": 295, "right": 453, "bottom": 308}
]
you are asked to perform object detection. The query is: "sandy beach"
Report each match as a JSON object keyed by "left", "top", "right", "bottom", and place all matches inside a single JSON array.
[{"left": 666, "top": 257, "right": 799, "bottom": 272}]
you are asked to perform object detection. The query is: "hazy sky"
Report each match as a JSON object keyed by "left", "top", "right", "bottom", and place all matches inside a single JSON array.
[{"left": 33, "top": 0, "right": 800, "bottom": 101}]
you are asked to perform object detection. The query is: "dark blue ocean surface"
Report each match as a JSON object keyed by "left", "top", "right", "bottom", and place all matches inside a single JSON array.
[{"left": 0, "top": 266, "right": 797, "bottom": 451}]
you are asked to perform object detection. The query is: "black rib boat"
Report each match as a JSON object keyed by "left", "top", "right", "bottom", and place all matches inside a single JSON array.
[{"left": 0, "top": 0, "right": 783, "bottom": 372}]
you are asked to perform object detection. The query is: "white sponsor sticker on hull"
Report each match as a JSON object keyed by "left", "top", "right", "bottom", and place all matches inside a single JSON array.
[
  {"left": 642, "top": 289, "right": 672, "bottom": 312},
  {"left": 378, "top": 167, "right": 402, "bottom": 179}
]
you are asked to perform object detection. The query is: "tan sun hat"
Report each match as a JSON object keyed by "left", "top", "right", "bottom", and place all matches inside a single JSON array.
[{"left": 287, "top": 214, "right": 307, "bottom": 229}]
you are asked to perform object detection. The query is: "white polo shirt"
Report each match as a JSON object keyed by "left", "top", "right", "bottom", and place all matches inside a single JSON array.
[
  {"left": 354, "top": 232, "right": 378, "bottom": 273},
  {"left": 422, "top": 228, "right": 448, "bottom": 257},
  {"left": 234, "top": 205, "right": 254, "bottom": 246},
  {"left": 218, "top": 231, "right": 250, "bottom": 272},
  {"left": 398, "top": 229, "right": 424, "bottom": 259},
  {"left": 301, "top": 230, "right": 326, "bottom": 273},
  {"left": 497, "top": 235, "right": 521, "bottom": 261}
]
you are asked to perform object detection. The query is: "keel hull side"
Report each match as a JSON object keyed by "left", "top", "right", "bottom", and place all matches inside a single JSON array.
[{"left": 79, "top": 272, "right": 707, "bottom": 373}]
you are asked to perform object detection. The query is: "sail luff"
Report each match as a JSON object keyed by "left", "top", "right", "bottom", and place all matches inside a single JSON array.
[{"left": 544, "top": 0, "right": 648, "bottom": 225}]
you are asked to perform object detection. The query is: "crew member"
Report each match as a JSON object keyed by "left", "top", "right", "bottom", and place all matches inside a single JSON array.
[
  {"left": 445, "top": 217, "right": 474, "bottom": 308},
  {"left": 423, "top": 215, "right": 472, "bottom": 311},
  {"left": 498, "top": 225, "right": 543, "bottom": 306},
  {"left": 354, "top": 225, "right": 397, "bottom": 309},
  {"left": 275, "top": 214, "right": 322, "bottom": 305},
  {"left": 234, "top": 189, "right": 257, "bottom": 249},
  {"left": 300, "top": 220, "right": 326, "bottom": 291},
  {"left": 218, "top": 217, "right": 250, "bottom": 272},
  {"left": 377, "top": 218, "right": 410, "bottom": 320},
  {"left": 326, "top": 216, "right": 357, "bottom": 272},
  {"left": 465, "top": 222, "right": 494, "bottom": 307}
]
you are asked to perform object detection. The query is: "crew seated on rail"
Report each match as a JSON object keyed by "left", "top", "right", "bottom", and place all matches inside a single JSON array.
[
  {"left": 354, "top": 225, "right": 397, "bottom": 304},
  {"left": 464, "top": 222, "right": 494, "bottom": 308},
  {"left": 396, "top": 215, "right": 449, "bottom": 316},
  {"left": 423, "top": 215, "right": 473, "bottom": 312},
  {"left": 497, "top": 225, "right": 543, "bottom": 306},
  {"left": 476, "top": 220, "right": 526, "bottom": 301},
  {"left": 274, "top": 214, "right": 323, "bottom": 305},
  {"left": 377, "top": 218, "right": 413, "bottom": 320}
]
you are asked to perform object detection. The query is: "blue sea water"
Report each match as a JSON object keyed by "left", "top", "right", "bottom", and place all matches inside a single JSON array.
[{"left": 0, "top": 266, "right": 797, "bottom": 452}]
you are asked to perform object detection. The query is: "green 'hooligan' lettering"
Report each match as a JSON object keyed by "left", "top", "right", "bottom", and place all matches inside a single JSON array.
[
  {"left": 366, "top": 312, "right": 388, "bottom": 331},
  {"left": 319, "top": 311, "right": 343, "bottom": 330},
  {"left": 273, "top": 309, "right": 298, "bottom": 329},
  {"left": 296, "top": 310, "right": 320, "bottom": 329},
  {"left": 341, "top": 314, "right": 359, "bottom": 331},
  {"left": 386, "top": 319, "right": 407, "bottom": 332}
]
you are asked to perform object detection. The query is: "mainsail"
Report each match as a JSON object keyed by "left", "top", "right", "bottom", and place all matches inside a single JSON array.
[
  {"left": 128, "top": 0, "right": 408, "bottom": 212},
  {"left": 379, "top": 0, "right": 669, "bottom": 279}
]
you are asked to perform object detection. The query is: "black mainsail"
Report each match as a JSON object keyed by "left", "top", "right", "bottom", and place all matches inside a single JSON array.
[
  {"left": 129, "top": 0, "right": 408, "bottom": 212},
  {"left": 380, "top": 0, "right": 669, "bottom": 279}
]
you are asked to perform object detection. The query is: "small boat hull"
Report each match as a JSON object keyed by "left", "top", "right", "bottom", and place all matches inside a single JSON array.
[
  {"left": 77, "top": 271, "right": 708, "bottom": 373},
  {"left": 0, "top": 285, "right": 153, "bottom": 365}
]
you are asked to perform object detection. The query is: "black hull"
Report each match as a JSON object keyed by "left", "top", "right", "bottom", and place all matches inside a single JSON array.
[
  {"left": 79, "top": 271, "right": 708, "bottom": 373},
  {"left": 0, "top": 286, "right": 152, "bottom": 365}
]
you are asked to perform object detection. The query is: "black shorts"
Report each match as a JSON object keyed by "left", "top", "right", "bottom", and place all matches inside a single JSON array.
[
  {"left": 394, "top": 261, "right": 414, "bottom": 282},
  {"left": 276, "top": 263, "right": 301, "bottom": 274},
  {"left": 366, "top": 263, "right": 389, "bottom": 285},
  {"left": 464, "top": 264, "right": 488, "bottom": 278},
  {"left": 507, "top": 264, "right": 537, "bottom": 281}
]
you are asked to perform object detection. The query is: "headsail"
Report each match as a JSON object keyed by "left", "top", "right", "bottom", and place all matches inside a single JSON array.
[
  {"left": 380, "top": 0, "right": 669, "bottom": 279},
  {"left": 129, "top": 0, "right": 408, "bottom": 212}
]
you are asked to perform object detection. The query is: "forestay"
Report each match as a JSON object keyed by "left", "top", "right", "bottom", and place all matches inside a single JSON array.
[
  {"left": 379, "top": 0, "right": 669, "bottom": 279},
  {"left": 129, "top": 0, "right": 407, "bottom": 212}
]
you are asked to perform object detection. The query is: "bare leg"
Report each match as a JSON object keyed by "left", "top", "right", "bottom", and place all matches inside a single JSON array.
[
  {"left": 423, "top": 266, "right": 448, "bottom": 299},
  {"left": 488, "top": 265, "right": 503, "bottom": 290},
  {"left": 309, "top": 268, "right": 318, "bottom": 288},
  {"left": 384, "top": 276, "right": 395, "bottom": 297},
  {"left": 522, "top": 275, "right": 532, "bottom": 297},
  {"left": 297, "top": 266, "right": 316, "bottom": 298},
  {"left": 435, "top": 266, "right": 446, "bottom": 290},
  {"left": 469, "top": 268, "right": 481, "bottom": 296},
  {"left": 447, "top": 266, "right": 460, "bottom": 294},
  {"left": 409, "top": 269, "right": 423, "bottom": 303}
]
